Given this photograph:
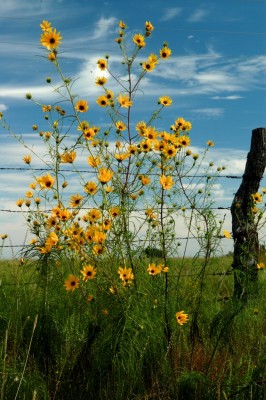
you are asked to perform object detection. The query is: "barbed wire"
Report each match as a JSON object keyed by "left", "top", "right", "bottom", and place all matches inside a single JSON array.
[{"left": 0, "top": 166, "right": 243, "bottom": 179}]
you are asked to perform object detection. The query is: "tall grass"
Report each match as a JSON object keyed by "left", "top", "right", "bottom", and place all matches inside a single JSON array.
[{"left": 0, "top": 257, "right": 265, "bottom": 399}]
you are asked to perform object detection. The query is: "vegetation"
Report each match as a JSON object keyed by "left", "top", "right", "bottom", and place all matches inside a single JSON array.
[
  {"left": 0, "top": 257, "right": 265, "bottom": 399},
  {"left": 0, "top": 19, "right": 265, "bottom": 399}
]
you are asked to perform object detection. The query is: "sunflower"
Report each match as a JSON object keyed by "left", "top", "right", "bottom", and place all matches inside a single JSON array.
[
  {"left": 117, "top": 94, "right": 133, "bottom": 108},
  {"left": 97, "top": 58, "right": 108, "bottom": 70},
  {"left": 93, "top": 244, "right": 105, "bottom": 255},
  {"left": 257, "top": 262, "right": 265, "bottom": 270},
  {"left": 87, "top": 208, "right": 102, "bottom": 222},
  {"left": 69, "top": 193, "right": 83, "bottom": 208},
  {"left": 179, "top": 135, "right": 191, "bottom": 147},
  {"left": 81, "top": 265, "right": 96, "bottom": 281},
  {"left": 25, "top": 191, "right": 33, "bottom": 198},
  {"left": 207, "top": 140, "right": 214, "bottom": 147},
  {"left": 140, "top": 175, "right": 151, "bottom": 185},
  {"left": 64, "top": 275, "right": 79, "bottom": 291},
  {"left": 142, "top": 60, "right": 156, "bottom": 72},
  {"left": 119, "top": 20, "right": 126, "bottom": 29},
  {"left": 95, "top": 76, "right": 107, "bottom": 86},
  {"left": 60, "top": 151, "right": 76, "bottom": 163},
  {"left": 23, "top": 155, "right": 31, "bottom": 164},
  {"left": 136, "top": 120, "right": 147, "bottom": 135},
  {"left": 147, "top": 263, "right": 162, "bottom": 276},
  {"left": 40, "top": 20, "right": 52, "bottom": 31},
  {"left": 38, "top": 173, "right": 55, "bottom": 189},
  {"left": 251, "top": 192, "right": 262, "bottom": 203},
  {"left": 105, "top": 185, "right": 114, "bottom": 193},
  {"left": 40, "top": 28, "right": 62, "bottom": 50},
  {"left": 88, "top": 155, "right": 102, "bottom": 168},
  {"left": 133, "top": 34, "right": 146, "bottom": 48},
  {"left": 160, "top": 46, "right": 172, "bottom": 59},
  {"left": 77, "top": 120, "right": 90, "bottom": 132},
  {"left": 115, "top": 153, "right": 130, "bottom": 162},
  {"left": 47, "top": 216, "right": 57, "bottom": 228},
  {"left": 58, "top": 208, "right": 71, "bottom": 221},
  {"left": 158, "top": 96, "right": 172, "bottom": 106},
  {"left": 115, "top": 121, "right": 127, "bottom": 131},
  {"left": 127, "top": 144, "right": 138, "bottom": 155},
  {"left": 140, "top": 139, "right": 153, "bottom": 152},
  {"left": 162, "top": 143, "right": 178, "bottom": 158},
  {"left": 16, "top": 198, "right": 24, "bottom": 207},
  {"left": 75, "top": 100, "right": 89, "bottom": 113},
  {"left": 93, "top": 231, "right": 106, "bottom": 244},
  {"left": 223, "top": 230, "right": 232, "bottom": 239},
  {"left": 84, "top": 181, "right": 98, "bottom": 195},
  {"left": 144, "top": 126, "right": 157, "bottom": 140},
  {"left": 160, "top": 175, "right": 174, "bottom": 190},
  {"left": 96, "top": 95, "right": 109, "bottom": 107},
  {"left": 118, "top": 267, "right": 134, "bottom": 286},
  {"left": 145, "top": 21, "right": 154, "bottom": 32},
  {"left": 176, "top": 311, "right": 189, "bottom": 326},
  {"left": 105, "top": 89, "right": 114, "bottom": 100},
  {"left": 98, "top": 168, "right": 114, "bottom": 184},
  {"left": 109, "top": 206, "right": 120, "bottom": 217}
]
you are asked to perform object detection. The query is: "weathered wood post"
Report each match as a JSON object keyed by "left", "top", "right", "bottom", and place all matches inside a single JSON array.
[{"left": 231, "top": 128, "right": 266, "bottom": 301}]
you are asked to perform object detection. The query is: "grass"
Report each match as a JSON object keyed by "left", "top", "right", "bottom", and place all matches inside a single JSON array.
[{"left": 0, "top": 255, "right": 265, "bottom": 399}]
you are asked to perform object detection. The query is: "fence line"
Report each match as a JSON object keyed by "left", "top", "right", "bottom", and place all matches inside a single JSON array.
[{"left": 0, "top": 166, "right": 243, "bottom": 179}]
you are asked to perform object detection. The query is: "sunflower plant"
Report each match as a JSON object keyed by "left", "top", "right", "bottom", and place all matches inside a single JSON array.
[{"left": 0, "top": 19, "right": 229, "bottom": 397}]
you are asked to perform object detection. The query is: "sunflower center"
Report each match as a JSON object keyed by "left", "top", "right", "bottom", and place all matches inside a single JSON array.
[
  {"left": 79, "top": 105, "right": 85, "bottom": 111},
  {"left": 49, "top": 38, "right": 55, "bottom": 44},
  {"left": 71, "top": 281, "right": 76, "bottom": 286}
]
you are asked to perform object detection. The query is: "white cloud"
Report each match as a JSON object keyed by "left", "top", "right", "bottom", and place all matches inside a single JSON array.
[
  {"left": 91, "top": 16, "right": 118, "bottom": 40},
  {"left": 0, "top": 0, "right": 50, "bottom": 17},
  {"left": 161, "top": 7, "right": 182, "bottom": 21},
  {"left": 192, "top": 108, "right": 224, "bottom": 117},
  {"left": 0, "top": 104, "right": 8, "bottom": 111},
  {"left": 187, "top": 9, "right": 209, "bottom": 22},
  {"left": 211, "top": 95, "right": 243, "bottom": 100}
]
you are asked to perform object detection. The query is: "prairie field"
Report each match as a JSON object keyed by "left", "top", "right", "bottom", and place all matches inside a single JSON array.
[{"left": 0, "top": 255, "right": 265, "bottom": 400}]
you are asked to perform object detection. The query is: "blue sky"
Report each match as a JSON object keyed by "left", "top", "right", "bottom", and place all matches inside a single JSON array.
[{"left": 0, "top": 0, "right": 266, "bottom": 257}]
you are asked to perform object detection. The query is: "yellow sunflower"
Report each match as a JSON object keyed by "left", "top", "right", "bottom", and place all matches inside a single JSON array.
[
  {"left": 96, "top": 95, "right": 109, "bottom": 107},
  {"left": 95, "top": 76, "right": 107, "bottom": 86},
  {"left": 97, "top": 58, "right": 108, "bottom": 70},
  {"left": 38, "top": 173, "right": 55, "bottom": 189},
  {"left": 60, "top": 151, "right": 76, "bottom": 163},
  {"left": 23, "top": 155, "right": 31, "bottom": 164},
  {"left": 117, "top": 94, "right": 133, "bottom": 108},
  {"left": 160, "top": 46, "right": 172, "bottom": 59},
  {"left": 158, "top": 96, "right": 172, "bottom": 106},
  {"left": 133, "top": 34, "right": 146, "bottom": 48},
  {"left": 75, "top": 100, "right": 89, "bottom": 113},
  {"left": 84, "top": 181, "right": 98, "bottom": 195},
  {"left": 40, "top": 28, "right": 62, "bottom": 50},
  {"left": 160, "top": 175, "right": 174, "bottom": 190},
  {"left": 87, "top": 155, "right": 102, "bottom": 168},
  {"left": 98, "top": 168, "right": 114, "bottom": 184},
  {"left": 81, "top": 265, "right": 96, "bottom": 281},
  {"left": 176, "top": 311, "right": 189, "bottom": 326},
  {"left": 64, "top": 275, "right": 79, "bottom": 291},
  {"left": 69, "top": 193, "right": 83, "bottom": 208}
]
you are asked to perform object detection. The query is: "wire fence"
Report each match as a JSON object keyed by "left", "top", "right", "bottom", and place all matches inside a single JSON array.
[{"left": 0, "top": 165, "right": 240, "bottom": 250}]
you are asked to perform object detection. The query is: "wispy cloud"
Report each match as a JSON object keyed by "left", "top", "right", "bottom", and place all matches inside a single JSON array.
[
  {"left": 192, "top": 108, "right": 224, "bottom": 117},
  {"left": 187, "top": 9, "right": 209, "bottom": 22},
  {"left": 0, "top": 104, "right": 8, "bottom": 111},
  {"left": 211, "top": 95, "right": 244, "bottom": 100},
  {"left": 161, "top": 7, "right": 182, "bottom": 21},
  {"left": 91, "top": 16, "right": 118, "bottom": 40}
]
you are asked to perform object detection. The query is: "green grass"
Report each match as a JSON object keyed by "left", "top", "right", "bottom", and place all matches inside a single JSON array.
[{"left": 0, "top": 256, "right": 265, "bottom": 399}]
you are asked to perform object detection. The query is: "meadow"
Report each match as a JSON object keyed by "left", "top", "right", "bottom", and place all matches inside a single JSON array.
[{"left": 0, "top": 255, "right": 265, "bottom": 399}]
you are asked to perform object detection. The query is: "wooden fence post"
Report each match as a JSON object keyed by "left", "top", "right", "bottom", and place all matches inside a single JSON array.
[{"left": 231, "top": 127, "right": 266, "bottom": 301}]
